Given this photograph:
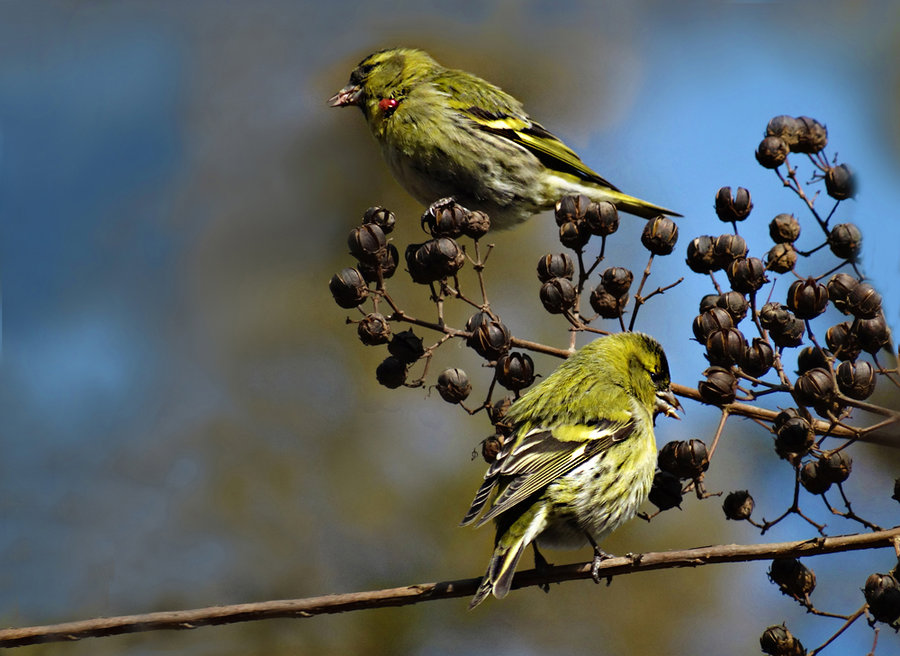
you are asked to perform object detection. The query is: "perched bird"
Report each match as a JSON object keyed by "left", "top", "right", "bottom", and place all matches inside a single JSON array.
[
  {"left": 330, "top": 47, "right": 679, "bottom": 229},
  {"left": 461, "top": 332, "right": 680, "bottom": 608}
]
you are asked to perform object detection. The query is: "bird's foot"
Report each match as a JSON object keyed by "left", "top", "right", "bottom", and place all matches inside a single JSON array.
[
  {"left": 428, "top": 197, "right": 458, "bottom": 212},
  {"left": 590, "top": 544, "right": 615, "bottom": 586},
  {"left": 533, "top": 543, "right": 553, "bottom": 594}
]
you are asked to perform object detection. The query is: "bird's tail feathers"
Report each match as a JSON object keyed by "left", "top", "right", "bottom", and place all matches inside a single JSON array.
[
  {"left": 468, "top": 508, "right": 547, "bottom": 609},
  {"left": 469, "top": 537, "right": 528, "bottom": 609},
  {"left": 597, "top": 188, "right": 681, "bottom": 219},
  {"left": 551, "top": 174, "right": 681, "bottom": 219}
]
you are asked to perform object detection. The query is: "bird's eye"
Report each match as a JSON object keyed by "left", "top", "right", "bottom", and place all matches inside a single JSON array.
[{"left": 649, "top": 369, "right": 664, "bottom": 384}]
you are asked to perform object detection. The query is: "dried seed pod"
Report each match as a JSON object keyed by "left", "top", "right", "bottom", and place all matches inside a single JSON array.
[
  {"left": 347, "top": 223, "right": 388, "bottom": 264},
  {"left": 774, "top": 410, "right": 814, "bottom": 461},
  {"left": 430, "top": 237, "right": 466, "bottom": 277},
  {"left": 760, "top": 302, "right": 792, "bottom": 331},
  {"left": 641, "top": 216, "right": 679, "bottom": 255},
  {"left": 864, "top": 573, "right": 900, "bottom": 625},
  {"left": 769, "top": 558, "right": 817, "bottom": 600},
  {"left": 699, "top": 366, "right": 737, "bottom": 405},
  {"left": 706, "top": 327, "right": 747, "bottom": 367},
  {"left": 405, "top": 238, "right": 465, "bottom": 283},
  {"left": 686, "top": 235, "right": 718, "bottom": 273},
  {"left": 824, "top": 163, "right": 855, "bottom": 200},
  {"left": 825, "top": 322, "right": 862, "bottom": 362},
  {"left": 742, "top": 338, "right": 775, "bottom": 377},
  {"left": 601, "top": 267, "right": 634, "bottom": 298},
  {"left": 590, "top": 284, "right": 627, "bottom": 319},
  {"left": 465, "top": 312, "right": 511, "bottom": 361},
  {"left": 715, "top": 186, "right": 753, "bottom": 223},
  {"left": 495, "top": 352, "right": 535, "bottom": 391},
  {"left": 769, "top": 214, "right": 801, "bottom": 243},
  {"left": 856, "top": 315, "right": 892, "bottom": 353},
  {"left": 712, "top": 233, "right": 749, "bottom": 268},
  {"left": 760, "top": 623, "right": 805, "bottom": 656},
  {"left": 756, "top": 136, "right": 789, "bottom": 169},
  {"left": 786, "top": 278, "right": 829, "bottom": 320},
  {"left": 722, "top": 490, "right": 754, "bottom": 520},
  {"left": 796, "top": 346, "right": 830, "bottom": 374},
  {"left": 766, "top": 243, "right": 797, "bottom": 273},
  {"left": 586, "top": 200, "right": 619, "bottom": 236},
  {"left": 536, "top": 253, "right": 575, "bottom": 282},
  {"left": 420, "top": 198, "right": 467, "bottom": 237},
  {"left": 826, "top": 273, "right": 860, "bottom": 313},
  {"left": 800, "top": 459, "right": 832, "bottom": 495},
  {"left": 657, "top": 439, "right": 710, "bottom": 480},
  {"left": 558, "top": 219, "right": 591, "bottom": 249},
  {"left": 555, "top": 194, "right": 595, "bottom": 225},
  {"left": 648, "top": 471, "right": 683, "bottom": 511},
  {"left": 692, "top": 307, "right": 734, "bottom": 342},
  {"left": 699, "top": 293, "right": 721, "bottom": 314},
  {"left": 846, "top": 281, "right": 882, "bottom": 319},
  {"left": 539, "top": 277, "right": 577, "bottom": 314},
  {"left": 388, "top": 329, "right": 425, "bottom": 364},
  {"left": 463, "top": 210, "right": 491, "bottom": 239},
  {"left": 817, "top": 451, "right": 852, "bottom": 485},
  {"left": 436, "top": 368, "right": 472, "bottom": 404},
  {"left": 793, "top": 116, "right": 828, "bottom": 154},
  {"left": 375, "top": 356, "right": 407, "bottom": 389},
  {"left": 363, "top": 206, "right": 396, "bottom": 234},
  {"left": 836, "top": 360, "right": 876, "bottom": 399},
  {"left": 770, "top": 314, "right": 805, "bottom": 349},
  {"left": 329, "top": 267, "right": 369, "bottom": 308},
  {"left": 357, "top": 312, "right": 392, "bottom": 346},
  {"left": 359, "top": 243, "right": 400, "bottom": 283},
  {"left": 726, "top": 256, "right": 767, "bottom": 294},
  {"left": 766, "top": 115, "right": 804, "bottom": 147},
  {"left": 716, "top": 291, "right": 749, "bottom": 322},
  {"left": 481, "top": 434, "right": 503, "bottom": 463},
  {"left": 827, "top": 223, "right": 862, "bottom": 261},
  {"left": 793, "top": 367, "right": 836, "bottom": 408},
  {"left": 488, "top": 396, "right": 515, "bottom": 435}
]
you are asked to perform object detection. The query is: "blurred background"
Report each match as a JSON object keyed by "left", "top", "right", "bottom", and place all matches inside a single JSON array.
[{"left": 1, "top": 1, "right": 899, "bottom": 654}]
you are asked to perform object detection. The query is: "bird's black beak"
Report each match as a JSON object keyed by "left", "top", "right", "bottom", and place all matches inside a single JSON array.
[
  {"left": 328, "top": 84, "right": 363, "bottom": 107},
  {"left": 654, "top": 389, "right": 683, "bottom": 420}
]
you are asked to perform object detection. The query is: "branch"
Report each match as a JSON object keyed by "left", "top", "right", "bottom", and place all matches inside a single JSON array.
[
  {"left": 3, "top": 526, "right": 898, "bottom": 649},
  {"left": 670, "top": 383, "right": 899, "bottom": 447}
]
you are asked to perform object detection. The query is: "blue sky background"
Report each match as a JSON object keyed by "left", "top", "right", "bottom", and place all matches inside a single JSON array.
[{"left": 1, "top": 1, "right": 899, "bottom": 654}]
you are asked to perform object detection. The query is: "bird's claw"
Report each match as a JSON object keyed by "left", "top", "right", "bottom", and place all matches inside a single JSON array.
[
  {"left": 533, "top": 544, "right": 553, "bottom": 594},
  {"left": 590, "top": 546, "right": 614, "bottom": 585}
]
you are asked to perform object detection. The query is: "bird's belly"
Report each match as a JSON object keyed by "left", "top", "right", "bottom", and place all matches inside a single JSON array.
[
  {"left": 380, "top": 136, "right": 544, "bottom": 228},
  {"left": 536, "top": 444, "right": 656, "bottom": 551}
]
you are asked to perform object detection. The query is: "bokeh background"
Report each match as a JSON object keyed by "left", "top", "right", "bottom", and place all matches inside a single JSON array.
[{"left": 2, "top": 1, "right": 899, "bottom": 654}]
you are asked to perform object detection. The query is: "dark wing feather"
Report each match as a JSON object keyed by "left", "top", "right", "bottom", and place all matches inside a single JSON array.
[
  {"left": 462, "top": 419, "right": 634, "bottom": 528},
  {"left": 459, "top": 106, "right": 619, "bottom": 190}
]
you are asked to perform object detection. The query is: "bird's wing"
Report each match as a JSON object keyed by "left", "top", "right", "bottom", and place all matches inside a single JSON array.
[
  {"left": 460, "top": 419, "right": 634, "bottom": 527},
  {"left": 459, "top": 106, "right": 620, "bottom": 191},
  {"left": 433, "top": 69, "right": 619, "bottom": 190}
]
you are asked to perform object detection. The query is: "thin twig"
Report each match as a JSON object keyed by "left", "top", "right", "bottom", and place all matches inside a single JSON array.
[{"left": 808, "top": 604, "right": 868, "bottom": 656}]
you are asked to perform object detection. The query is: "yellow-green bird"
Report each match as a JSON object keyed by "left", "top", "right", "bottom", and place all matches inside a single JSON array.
[
  {"left": 460, "top": 332, "right": 680, "bottom": 608},
  {"left": 330, "top": 47, "right": 679, "bottom": 229}
]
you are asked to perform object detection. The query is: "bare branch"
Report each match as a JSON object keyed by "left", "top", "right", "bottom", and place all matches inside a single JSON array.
[{"left": 2, "top": 527, "right": 898, "bottom": 649}]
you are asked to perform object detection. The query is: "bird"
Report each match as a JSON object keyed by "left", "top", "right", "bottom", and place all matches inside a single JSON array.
[
  {"left": 460, "top": 332, "right": 680, "bottom": 608},
  {"left": 329, "top": 47, "right": 679, "bottom": 229}
]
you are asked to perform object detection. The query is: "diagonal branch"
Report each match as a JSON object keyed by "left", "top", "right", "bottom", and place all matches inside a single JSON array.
[{"left": 2, "top": 527, "right": 898, "bottom": 649}]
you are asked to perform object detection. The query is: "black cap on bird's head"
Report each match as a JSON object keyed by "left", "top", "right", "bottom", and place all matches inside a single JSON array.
[{"left": 329, "top": 48, "right": 435, "bottom": 111}]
